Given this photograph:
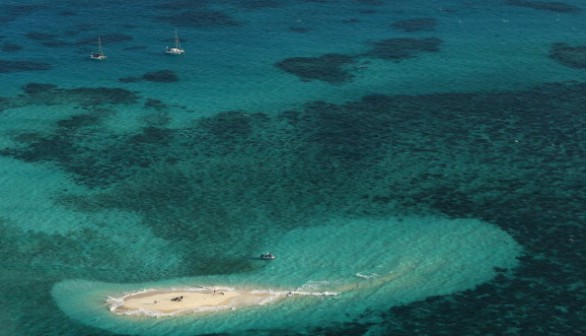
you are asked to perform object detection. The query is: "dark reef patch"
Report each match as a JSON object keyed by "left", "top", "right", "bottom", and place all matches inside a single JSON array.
[
  {"left": 354, "top": 0, "right": 384, "bottom": 5},
  {"left": 100, "top": 33, "right": 134, "bottom": 43},
  {"left": 59, "top": 10, "right": 77, "bottom": 16},
  {"left": 120, "top": 70, "right": 179, "bottom": 83},
  {"left": 296, "top": 98, "right": 395, "bottom": 164},
  {"left": 301, "top": 0, "right": 383, "bottom": 4},
  {"left": 275, "top": 53, "right": 356, "bottom": 83},
  {"left": 69, "top": 23, "right": 100, "bottom": 34},
  {"left": 289, "top": 26, "right": 310, "bottom": 33},
  {"left": 0, "top": 4, "right": 45, "bottom": 24},
  {"left": 142, "top": 70, "right": 179, "bottom": 83},
  {"left": 237, "top": 0, "right": 282, "bottom": 10},
  {"left": 144, "top": 98, "right": 168, "bottom": 111},
  {"left": 391, "top": 18, "right": 437, "bottom": 32},
  {"left": 76, "top": 33, "right": 133, "bottom": 46},
  {"left": 40, "top": 40, "right": 69, "bottom": 48},
  {"left": 25, "top": 31, "right": 69, "bottom": 48},
  {"left": 123, "top": 45, "right": 148, "bottom": 51},
  {"left": 274, "top": 37, "right": 441, "bottom": 79},
  {"left": 0, "top": 83, "right": 138, "bottom": 113},
  {"left": 0, "top": 221, "right": 182, "bottom": 283},
  {"left": 119, "top": 76, "right": 141, "bottom": 83},
  {"left": 1, "top": 42, "right": 23, "bottom": 52},
  {"left": 57, "top": 87, "right": 138, "bottom": 106},
  {"left": 0, "top": 60, "right": 51, "bottom": 73},
  {"left": 154, "top": 0, "right": 210, "bottom": 10},
  {"left": 197, "top": 111, "right": 256, "bottom": 142},
  {"left": 56, "top": 113, "right": 102, "bottom": 130},
  {"left": 157, "top": 10, "right": 241, "bottom": 28},
  {"left": 0, "top": 97, "right": 10, "bottom": 112},
  {"left": 549, "top": 42, "right": 586, "bottom": 68},
  {"left": 506, "top": 0, "right": 581, "bottom": 13},
  {"left": 364, "top": 37, "right": 442, "bottom": 61},
  {"left": 359, "top": 9, "right": 378, "bottom": 14},
  {"left": 129, "top": 126, "right": 173, "bottom": 146},
  {"left": 28, "top": 83, "right": 138, "bottom": 106},
  {"left": 22, "top": 83, "right": 58, "bottom": 95},
  {"left": 25, "top": 32, "right": 59, "bottom": 41}
]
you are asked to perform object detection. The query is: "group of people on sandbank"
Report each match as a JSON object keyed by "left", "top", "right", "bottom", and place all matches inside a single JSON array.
[
  {"left": 153, "top": 295, "right": 185, "bottom": 304},
  {"left": 151, "top": 289, "right": 227, "bottom": 305}
]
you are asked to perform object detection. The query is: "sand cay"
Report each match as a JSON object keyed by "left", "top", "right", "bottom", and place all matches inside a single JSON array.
[
  {"left": 107, "top": 263, "right": 418, "bottom": 317},
  {"left": 108, "top": 286, "right": 337, "bottom": 317}
]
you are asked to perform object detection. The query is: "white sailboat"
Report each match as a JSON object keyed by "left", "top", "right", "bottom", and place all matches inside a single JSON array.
[
  {"left": 90, "top": 37, "right": 107, "bottom": 60},
  {"left": 166, "top": 29, "right": 185, "bottom": 55}
]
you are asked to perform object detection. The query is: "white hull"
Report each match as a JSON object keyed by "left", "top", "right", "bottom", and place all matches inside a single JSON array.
[
  {"left": 90, "top": 54, "right": 107, "bottom": 60},
  {"left": 166, "top": 30, "right": 184, "bottom": 55},
  {"left": 166, "top": 47, "right": 184, "bottom": 55},
  {"left": 91, "top": 37, "right": 106, "bottom": 60}
]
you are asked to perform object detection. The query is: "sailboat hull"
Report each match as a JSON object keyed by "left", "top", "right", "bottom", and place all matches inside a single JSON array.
[
  {"left": 90, "top": 54, "right": 107, "bottom": 60},
  {"left": 166, "top": 30, "right": 185, "bottom": 54},
  {"left": 166, "top": 47, "right": 184, "bottom": 55},
  {"left": 90, "top": 37, "right": 107, "bottom": 60}
]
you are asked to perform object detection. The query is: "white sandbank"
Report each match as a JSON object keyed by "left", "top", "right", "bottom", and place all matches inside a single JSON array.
[
  {"left": 107, "top": 262, "right": 418, "bottom": 317},
  {"left": 108, "top": 286, "right": 338, "bottom": 317}
]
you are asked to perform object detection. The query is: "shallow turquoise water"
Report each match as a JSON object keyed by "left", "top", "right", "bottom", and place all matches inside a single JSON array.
[
  {"left": 0, "top": 0, "right": 585, "bottom": 335},
  {"left": 53, "top": 216, "right": 519, "bottom": 335}
]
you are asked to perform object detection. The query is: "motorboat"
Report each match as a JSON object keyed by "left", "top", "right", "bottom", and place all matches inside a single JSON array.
[{"left": 260, "top": 253, "right": 276, "bottom": 260}]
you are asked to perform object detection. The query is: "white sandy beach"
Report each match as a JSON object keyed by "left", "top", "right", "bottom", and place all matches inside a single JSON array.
[
  {"left": 109, "top": 287, "right": 292, "bottom": 316},
  {"left": 107, "top": 263, "right": 419, "bottom": 317}
]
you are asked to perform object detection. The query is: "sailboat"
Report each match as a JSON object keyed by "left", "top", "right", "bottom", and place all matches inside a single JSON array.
[
  {"left": 90, "top": 37, "right": 107, "bottom": 60},
  {"left": 166, "top": 29, "right": 185, "bottom": 55}
]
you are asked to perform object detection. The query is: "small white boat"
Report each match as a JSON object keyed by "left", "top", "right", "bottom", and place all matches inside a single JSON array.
[
  {"left": 260, "top": 253, "right": 276, "bottom": 260},
  {"left": 90, "top": 36, "right": 107, "bottom": 60},
  {"left": 166, "top": 29, "right": 184, "bottom": 55}
]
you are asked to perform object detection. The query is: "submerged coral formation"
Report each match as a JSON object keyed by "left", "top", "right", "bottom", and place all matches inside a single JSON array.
[
  {"left": 506, "top": 0, "right": 582, "bottom": 13},
  {"left": 275, "top": 37, "right": 442, "bottom": 83},
  {"left": 550, "top": 42, "right": 586, "bottom": 68},
  {"left": 120, "top": 70, "right": 179, "bottom": 83},
  {"left": 275, "top": 53, "right": 357, "bottom": 83},
  {"left": 156, "top": 11, "right": 241, "bottom": 28},
  {"left": 391, "top": 18, "right": 437, "bottom": 32},
  {"left": 0, "top": 60, "right": 51, "bottom": 73},
  {"left": 364, "top": 37, "right": 442, "bottom": 61}
]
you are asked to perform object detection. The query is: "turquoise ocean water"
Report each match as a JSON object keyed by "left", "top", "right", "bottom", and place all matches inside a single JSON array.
[{"left": 0, "top": 0, "right": 584, "bottom": 335}]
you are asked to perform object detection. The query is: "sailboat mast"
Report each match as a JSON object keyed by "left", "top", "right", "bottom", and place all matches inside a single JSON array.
[
  {"left": 165, "top": 29, "right": 184, "bottom": 54},
  {"left": 90, "top": 35, "right": 107, "bottom": 59},
  {"left": 174, "top": 29, "right": 180, "bottom": 49}
]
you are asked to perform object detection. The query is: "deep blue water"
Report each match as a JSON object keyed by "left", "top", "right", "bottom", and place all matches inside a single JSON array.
[{"left": 0, "top": 0, "right": 585, "bottom": 335}]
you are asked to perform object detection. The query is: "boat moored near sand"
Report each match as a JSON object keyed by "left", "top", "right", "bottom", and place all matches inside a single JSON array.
[{"left": 260, "top": 253, "right": 276, "bottom": 260}]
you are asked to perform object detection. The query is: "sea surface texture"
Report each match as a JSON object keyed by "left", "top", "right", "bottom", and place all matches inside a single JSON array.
[{"left": 0, "top": 0, "right": 584, "bottom": 335}]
